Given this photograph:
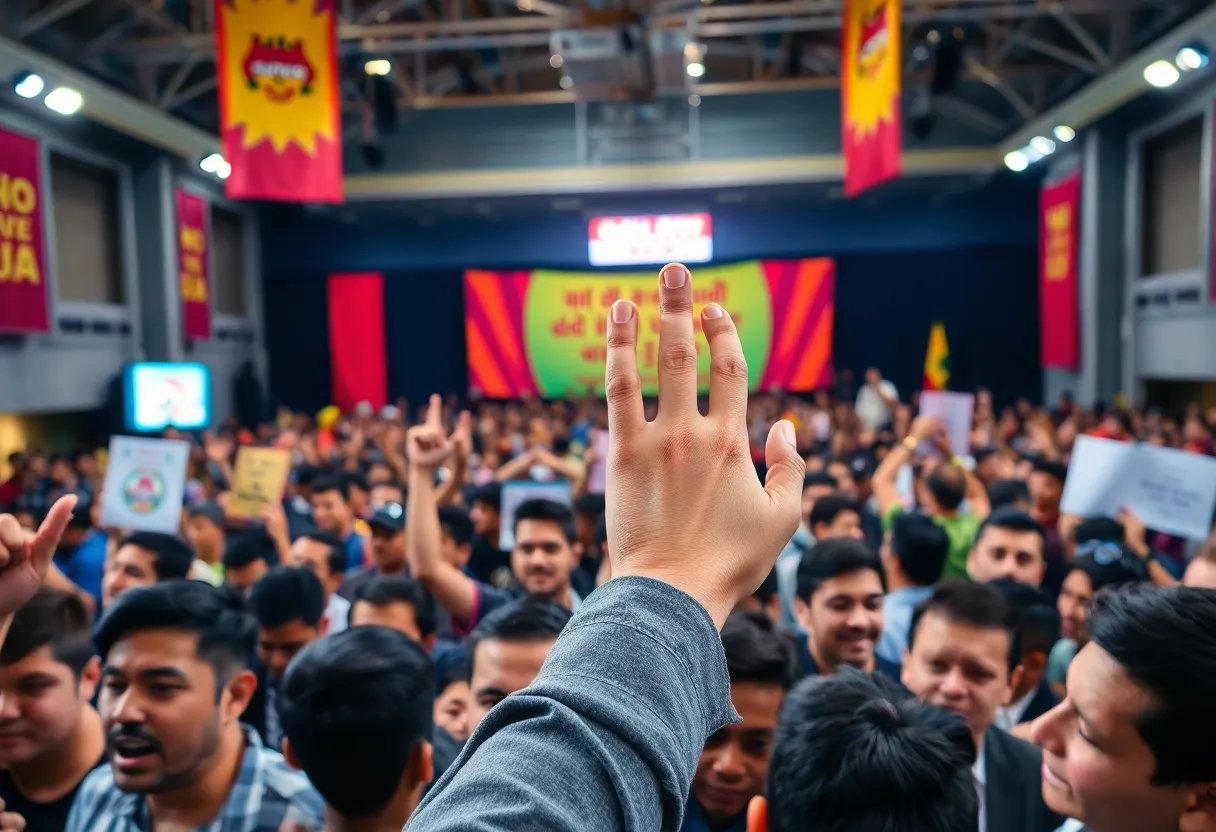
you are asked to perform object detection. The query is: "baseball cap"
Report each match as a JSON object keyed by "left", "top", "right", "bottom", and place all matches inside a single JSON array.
[{"left": 368, "top": 502, "right": 405, "bottom": 533}]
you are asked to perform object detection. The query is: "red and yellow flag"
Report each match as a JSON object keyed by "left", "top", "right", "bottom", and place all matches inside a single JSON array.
[
  {"left": 215, "top": 0, "right": 342, "bottom": 203},
  {"left": 841, "top": 0, "right": 901, "bottom": 197},
  {"left": 923, "top": 322, "right": 950, "bottom": 391}
]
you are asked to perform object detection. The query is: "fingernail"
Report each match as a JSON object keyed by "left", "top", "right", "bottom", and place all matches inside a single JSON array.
[
  {"left": 703, "top": 303, "right": 724, "bottom": 320},
  {"left": 662, "top": 265, "right": 688, "bottom": 289},
  {"left": 780, "top": 421, "right": 796, "bottom": 447},
  {"left": 612, "top": 300, "right": 634, "bottom": 323}
]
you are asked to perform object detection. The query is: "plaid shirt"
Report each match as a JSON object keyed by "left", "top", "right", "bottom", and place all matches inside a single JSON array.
[{"left": 66, "top": 726, "right": 324, "bottom": 832}]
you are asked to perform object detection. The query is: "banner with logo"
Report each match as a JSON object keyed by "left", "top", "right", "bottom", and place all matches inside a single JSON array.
[
  {"left": 175, "top": 188, "right": 211, "bottom": 340},
  {"left": 215, "top": 0, "right": 342, "bottom": 203},
  {"left": 464, "top": 259, "right": 835, "bottom": 398},
  {"left": 99, "top": 436, "right": 190, "bottom": 533},
  {"left": 0, "top": 126, "right": 50, "bottom": 334},
  {"left": 841, "top": 0, "right": 901, "bottom": 197},
  {"left": 1039, "top": 172, "right": 1080, "bottom": 370}
]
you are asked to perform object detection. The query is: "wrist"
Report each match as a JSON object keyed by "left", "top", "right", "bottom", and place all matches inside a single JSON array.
[{"left": 902, "top": 436, "right": 918, "bottom": 452}]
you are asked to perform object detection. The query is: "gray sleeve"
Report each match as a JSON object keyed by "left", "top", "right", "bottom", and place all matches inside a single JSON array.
[{"left": 406, "top": 577, "right": 738, "bottom": 832}]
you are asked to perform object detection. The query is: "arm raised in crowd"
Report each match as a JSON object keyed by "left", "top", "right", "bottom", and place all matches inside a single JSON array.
[
  {"left": 0, "top": 495, "right": 77, "bottom": 648},
  {"left": 407, "top": 263, "right": 804, "bottom": 831}
]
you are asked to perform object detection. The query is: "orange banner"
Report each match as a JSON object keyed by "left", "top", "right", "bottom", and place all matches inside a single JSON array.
[
  {"left": 215, "top": 0, "right": 342, "bottom": 203},
  {"left": 841, "top": 0, "right": 901, "bottom": 197}
]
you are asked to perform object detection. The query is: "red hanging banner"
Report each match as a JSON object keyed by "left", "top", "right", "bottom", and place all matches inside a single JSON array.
[
  {"left": 841, "top": 0, "right": 902, "bottom": 197},
  {"left": 0, "top": 126, "right": 51, "bottom": 334},
  {"left": 176, "top": 188, "right": 212, "bottom": 341},
  {"left": 327, "top": 272, "right": 387, "bottom": 410},
  {"left": 215, "top": 0, "right": 343, "bottom": 203},
  {"left": 1039, "top": 172, "right": 1081, "bottom": 370}
]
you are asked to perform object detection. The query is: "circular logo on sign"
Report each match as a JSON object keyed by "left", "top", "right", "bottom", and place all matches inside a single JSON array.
[{"left": 122, "top": 469, "right": 166, "bottom": 515}]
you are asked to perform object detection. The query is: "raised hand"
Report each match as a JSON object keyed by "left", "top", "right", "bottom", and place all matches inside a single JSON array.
[
  {"left": 0, "top": 495, "right": 77, "bottom": 619},
  {"left": 603, "top": 263, "right": 804, "bottom": 628},
  {"left": 408, "top": 394, "right": 470, "bottom": 473}
]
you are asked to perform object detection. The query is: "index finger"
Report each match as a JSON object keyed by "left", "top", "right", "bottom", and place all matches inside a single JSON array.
[
  {"left": 30, "top": 495, "right": 77, "bottom": 575},
  {"left": 426, "top": 393, "right": 443, "bottom": 430},
  {"left": 605, "top": 300, "right": 644, "bottom": 435}
]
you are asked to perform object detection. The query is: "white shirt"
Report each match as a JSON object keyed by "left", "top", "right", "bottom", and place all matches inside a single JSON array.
[
  {"left": 995, "top": 686, "right": 1037, "bottom": 732},
  {"left": 323, "top": 593, "right": 350, "bottom": 634},
  {"left": 973, "top": 737, "right": 987, "bottom": 832},
  {"left": 1056, "top": 820, "right": 1085, "bottom": 832},
  {"left": 855, "top": 380, "right": 899, "bottom": 430}
]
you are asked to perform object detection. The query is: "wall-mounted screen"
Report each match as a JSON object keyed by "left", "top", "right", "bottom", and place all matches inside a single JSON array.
[
  {"left": 588, "top": 213, "right": 713, "bottom": 267},
  {"left": 124, "top": 362, "right": 212, "bottom": 433}
]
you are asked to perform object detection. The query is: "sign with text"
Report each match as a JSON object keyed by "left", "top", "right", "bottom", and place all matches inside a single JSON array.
[
  {"left": 175, "top": 188, "right": 211, "bottom": 341},
  {"left": 842, "top": 0, "right": 901, "bottom": 196},
  {"left": 100, "top": 436, "right": 190, "bottom": 533},
  {"left": 918, "top": 391, "right": 974, "bottom": 458},
  {"left": 1061, "top": 436, "right": 1216, "bottom": 540},
  {"left": 228, "top": 447, "right": 292, "bottom": 519},
  {"left": 0, "top": 126, "right": 50, "bottom": 333},
  {"left": 588, "top": 213, "right": 713, "bottom": 267},
  {"left": 464, "top": 259, "right": 835, "bottom": 398},
  {"left": 1039, "top": 172, "right": 1080, "bottom": 369}
]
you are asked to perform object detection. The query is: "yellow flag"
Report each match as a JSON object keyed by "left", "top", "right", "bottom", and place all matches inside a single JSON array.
[{"left": 923, "top": 322, "right": 950, "bottom": 391}]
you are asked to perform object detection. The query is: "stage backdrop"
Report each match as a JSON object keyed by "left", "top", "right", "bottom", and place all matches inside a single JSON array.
[{"left": 463, "top": 259, "right": 835, "bottom": 398}]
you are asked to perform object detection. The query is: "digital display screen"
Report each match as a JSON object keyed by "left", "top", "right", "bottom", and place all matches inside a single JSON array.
[{"left": 124, "top": 362, "right": 212, "bottom": 433}]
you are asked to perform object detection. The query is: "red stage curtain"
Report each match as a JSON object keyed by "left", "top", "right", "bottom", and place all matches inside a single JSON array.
[{"left": 327, "top": 272, "right": 387, "bottom": 410}]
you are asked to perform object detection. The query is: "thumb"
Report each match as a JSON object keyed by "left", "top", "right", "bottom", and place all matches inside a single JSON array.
[
  {"left": 456, "top": 409, "right": 471, "bottom": 438},
  {"left": 762, "top": 421, "right": 804, "bottom": 522},
  {"left": 30, "top": 495, "right": 77, "bottom": 577}
]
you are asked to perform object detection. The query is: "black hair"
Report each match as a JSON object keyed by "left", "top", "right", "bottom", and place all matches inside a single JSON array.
[
  {"left": 1030, "top": 458, "right": 1068, "bottom": 484},
  {"left": 1089, "top": 585, "right": 1216, "bottom": 787},
  {"left": 299, "top": 530, "right": 348, "bottom": 577},
  {"left": 437, "top": 505, "right": 475, "bottom": 548},
  {"left": 222, "top": 528, "right": 281, "bottom": 570},
  {"left": 802, "top": 472, "right": 839, "bottom": 491},
  {"left": 439, "top": 657, "right": 470, "bottom": 696},
  {"left": 975, "top": 507, "right": 1045, "bottom": 549},
  {"left": 1073, "top": 516, "right": 1125, "bottom": 545},
  {"left": 808, "top": 496, "right": 859, "bottom": 533},
  {"left": 93, "top": 581, "right": 256, "bottom": 694},
  {"left": 721, "top": 611, "right": 798, "bottom": 690},
  {"left": 278, "top": 625, "right": 434, "bottom": 818},
  {"left": 248, "top": 567, "right": 325, "bottom": 629},
  {"left": 471, "top": 482, "right": 502, "bottom": 511},
  {"left": 371, "top": 479, "right": 406, "bottom": 498},
  {"left": 754, "top": 567, "right": 779, "bottom": 604},
  {"left": 573, "top": 492, "right": 605, "bottom": 518},
  {"left": 987, "top": 478, "right": 1031, "bottom": 510},
  {"left": 0, "top": 588, "right": 94, "bottom": 676},
  {"left": 466, "top": 598, "right": 571, "bottom": 680},
  {"left": 512, "top": 498, "right": 577, "bottom": 544},
  {"left": 311, "top": 474, "right": 350, "bottom": 501},
  {"left": 908, "top": 580, "right": 1021, "bottom": 674},
  {"left": 796, "top": 538, "right": 886, "bottom": 602},
  {"left": 294, "top": 464, "right": 323, "bottom": 488},
  {"left": 119, "top": 532, "right": 195, "bottom": 581},
  {"left": 354, "top": 575, "right": 438, "bottom": 640},
  {"left": 1067, "top": 549, "right": 1148, "bottom": 593},
  {"left": 341, "top": 471, "right": 369, "bottom": 494},
  {"left": 766, "top": 669, "right": 978, "bottom": 832},
  {"left": 888, "top": 512, "right": 949, "bottom": 587},
  {"left": 989, "top": 578, "right": 1061, "bottom": 658},
  {"left": 925, "top": 464, "right": 967, "bottom": 511}
]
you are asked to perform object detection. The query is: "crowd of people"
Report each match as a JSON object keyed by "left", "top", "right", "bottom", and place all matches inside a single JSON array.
[{"left": 1, "top": 263, "right": 1216, "bottom": 832}]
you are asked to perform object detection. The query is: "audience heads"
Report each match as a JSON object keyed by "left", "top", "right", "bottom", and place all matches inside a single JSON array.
[
  {"left": 1057, "top": 544, "right": 1147, "bottom": 644},
  {"left": 736, "top": 567, "right": 781, "bottom": 622},
  {"left": 93, "top": 581, "right": 258, "bottom": 794},
  {"left": 807, "top": 495, "right": 862, "bottom": 542},
  {"left": 433, "top": 652, "right": 471, "bottom": 744},
  {"left": 247, "top": 566, "right": 326, "bottom": 681},
  {"left": 1034, "top": 586, "right": 1216, "bottom": 832},
  {"left": 222, "top": 528, "right": 280, "bottom": 597},
  {"left": 988, "top": 478, "right": 1032, "bottom": 512},
  {"left": 924, "top": 463, "right": 967, "bottom": 512},
  {"left": 289, "top": 530, "right": 347, "bottom": 595},
  {"left": 438, "top": 505, "right": 475, "bottom": 570},
  {"left": 795, "top": 539, "right": 885, "bottom": 674},
  {"left": 510, "top": 499, "right": 580, "bottom": 601},
  {"left": 310, "top": 474, "right": 353, "bottom": 533},
  {"left": 469, "top": 483, "right": 502, "bottom": 536},
  {"left": 883, "top": 512, "right": 950, "bottom": 587},
  {"left": 466, "top": 598, "right": 570, "bottom": 728},
  {"left": 184, "top": 502, "right": 226, "bottom": 557},
  {"left": 755, "top": 669, "right": 978, "bottom": 832},
  {"left": 968, "top": 507, "right": 1046, "bottom": 587},
  {"left": 990, "top": 578, "right": 1060, "bottom": 694},
  {"left": 280, "top": 625, "right": 434, "bottom": 822},
  {"left": 801, "top": 472, "right": 839, "bottom": 521},
  {"left": 350, "top": 575, "right": 437, "bottom": 647},
  {"left": 102, "top": 532, "right": 195, "bottom": 606}
]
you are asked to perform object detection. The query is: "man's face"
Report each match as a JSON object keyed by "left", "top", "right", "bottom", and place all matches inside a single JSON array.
[
  {"left": 257, "top": 620, "right": 320, "bottom": 682},
  {"left": 1028, "top": 471, "right": 1063, "bottom": 514},
  {"left": 968, "top": 525, "right": 1045, "bottom": 586},
  {"left": 901, "top": 612, "right": 1016, "bottom": 741},
  {"left": 470, "top": 500, "right": 499, "bottom": 537},
  {"left": 225, "top": 560, "right": 268, "bottom": 598},
  {"left": 1183, "top": 558, "right": 1216, "bottom": 590},
  {"left": 1034, "top": 642, "right": 1210, "bottom": 832},
  {"left": 99, "top": 629, "right": 248, "bottom": 794},
  {"left": 826, "top": 463, "right": 856, "bottom": 499},
  {"left": 801, "top": 484, "right": 834, "bottom": 523},
  {"left": 350, "top": 600, "right": 422, "bottom": 643},
  {"left": 1057, "top": 569, "right": 1094, "bottom": 642},
  {"left": 369, "top": 483, "right": 404, "bottom": 510},
  {"left": 184, "top": 516, "right": 224, "bottom": 559},
  {"left": 814, "top": 510, "right": 864, "bottom": 543},
  {"left": 289, "top": 538, "right": 340, "bottom": 597},
  {"left": 311, "top": 489, "right": 350, "bottom": 533},
  {"left": 691, "top": 680, "right": 782, "bottom": 825},
  {"left": 511, "top": 519, "right": 577, "bottom": 600},
  {"left": 103, "top": 544, "right": 159, "bottom": 607},
  {"left": 468, "top": 637, "right": 555, "bottom": 728},
  {"left": 797, "top": 570, "right": 884, "bottom": 670},
  {"left": 370, "top": 527, "right": 407, "bottom": 572},
  {"left": 439, "top": 529, "right": 472, "bottom": 570},
  {"left": 0, "top": 647, "right": 94, "bottom": 766},
  {"left": 434, "top": 681, "right": 471, "bottom": 744}
]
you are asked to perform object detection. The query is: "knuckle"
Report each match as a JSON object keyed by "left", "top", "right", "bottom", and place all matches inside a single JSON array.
[
  {"left": 657, "top": 426, "right": 696, "bottom": 463},
  {"left": 660, "top": 344, "right": 699, "bottom": 374},
  {"left": 604, "top": 372, "right": 640, "bottom": 405},
  {"left": 709, "top": 353, "right": 749, "bottom": 383},
  {"left": 711, "top": 429, "right": 749, "bottom": 463},
  {"left": 606, "top": 330, "right": 635, "bottom": 348}
]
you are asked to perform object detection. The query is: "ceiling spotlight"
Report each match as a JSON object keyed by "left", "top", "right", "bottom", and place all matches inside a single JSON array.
[
  {"left": 13, "top": 72, "right": 44, "bottom": 99},
  {"left": 216, "top": 160, "right": 232, "bottom": 180},
  {"left": 549, "top": 54, "right": 563, "bottom": 69},
  {"left": 1030, "top": 135, "right": 1056, "bottom": 156},
  {"left": 559, "top": 75, "right": 574, "bottom": 90},
  {"left": 1053, "top": 125, "right": 1076, "bottom": 143},
  {"left": 686, "top": 61, "right": 706, "bottom": 78},
  {"left": 43, "top": 87, "right": 82, "bottom": 115},
  {"left": 684, "top": 42, "right": 703, "bottom": 61},
  {"left": 364, "top": 59, "right": 391, "bottom": 76},
  {"left": 688, "top": 93, "right": 701, "bottom": 107},
  {"left": 1177, "top": 45, "right": 1209, "bottom": 71},
  {"left": 200, "top": 153, "right": 225, "bottom": 174},
  {"left": 1144, "top": 59, "right": 1181, "bottom": 88},
  {"left": 1004, "top": 150, "right": 1029, "bottom": 172}
]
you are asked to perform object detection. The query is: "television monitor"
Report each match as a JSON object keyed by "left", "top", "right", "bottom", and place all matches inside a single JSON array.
[{"left": 124, "top": 362, "right": 212, "bottom": 433}]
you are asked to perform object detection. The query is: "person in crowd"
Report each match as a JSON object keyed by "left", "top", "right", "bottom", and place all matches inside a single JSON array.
[
  {"left": 338, "top": 502, "right": 409, "bottom": 602},
  {"left": 1034, "top": 586, "right": 1216, "bottom": 832},
  {"left": 66, "top": 580, "right": 323, "bottom": 831},
  {"left": 990, "top": 579, "right": 1062, "bottom": 733},
  {"left": 806, "top": 495, "right": 864, "bottom": 543},
  {"left": 854, "top": 367, "right": 899, "bottom": 431},
  {"left": 309, "top": 475, "right": 367, "bottom": 571},
  {"left": 288, "top": 530, "right": 351, "bottom": 633},
  {"left": 433, "top": 655, "right": 471, "bottom": 746},
  {"left": 100, "top": 532, "right": 195, "bottom": 609},
  {"left": 967, "top": 507, "right": 1048, "bottom": 587},
  {"left": 369, "top": 479, "right": 406, "bottom": 511},
  {"left": 341, "top": 471, "right": 372, "bottom": 531},
  {"left": 465, "top": 598, "right": 571, "bottom": 729},
  {"left": 183, "top": 502, "right": 227, "bottom": 585},
  {"left": 875, "top": 511, "right": 950, "bottom": 664},
  {"left": 349, "top": 574, "right": 437, "bottom": 648},
  {"left": 0, "top": 589, "right": 105, "bottom": 830},
  {"left": 221, "top": 529, "right": 280, "bottom": 598},
  {"left": 793, "top": 538, "right": 897, "bottom": 678},
  {"left": 749, "top": 669, "right": 979, "bottom": 832},
  {"left": 734, "top": 567, "right": 781, "bottom": 622},
  {"left": 901, "top": 580, "right": 1063, "bottom": 832},
  {"left": 1181, "top": 538, "right": 1216, "bottom": 588},
  {"left": 278, "top": 625, "right": 434, "bottom": 832},
  {"left": 246, "top": 566, "right": 327, "bottom": 750},
  {"left": 52, "top": 502, "right": 107, "bottom": 605},
  {"left": 989, "top": 478, "right": 1032, "bottom": 513},
  {"left": 775, "top": 472, "right": 840, "bottom": 628},
  {"left": 683, "top": 612, "right": 797, "bottom": 832}
]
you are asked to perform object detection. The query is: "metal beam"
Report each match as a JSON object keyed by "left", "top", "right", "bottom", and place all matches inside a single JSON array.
[
  {"left": 983, "top": 22, "right": 1102, "bottom": 74},
  {"left": 158, "top": 49, "right": 203, "bottom": 108},
  {"left": 162, "top": 75, "right": 216, "bottom": 109},
  {"left": 357, "top": 0, "right": 429, "bottom": 24},
  {"left": 1049, "top": 3, "right": 1112, "bottom": 69},
  {"left": 966, "top": 55, "right": 1036, "bottom": 121},
  {"left": 16, "top": 0, "right": 95, "bottom": 38}
]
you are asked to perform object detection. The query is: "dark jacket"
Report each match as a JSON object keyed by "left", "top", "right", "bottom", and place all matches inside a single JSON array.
[
  {"left": 984, "top": 725, "right": 1066, "bottom": 832},
  {"left": 1019, "top": 681, "right": 1061, "bottom": 725}
]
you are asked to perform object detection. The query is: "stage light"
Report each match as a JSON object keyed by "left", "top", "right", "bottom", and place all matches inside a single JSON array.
[
  {"left": 216, "top": 159, "right": 231, "bottom": 180},
  {"left": 688, "top": 93, "right": 701, "bottom": 107},
  {"left": 1004, "top": 150, "right": 1029, "bottom": 172},
  {"left": 550, "top": 54, "right": 563, "bottom": 68},
  {"left": 364, "top": 59, "right": 391, "bottom": 76},
  {"left": 686, "top": 61, "right": 705, "bottom": 78},
  {"left": 1177, "top": 45, "right": 1208, "bottom": 71},
  {"left": 1145, "top": 60, "right": 1180, "bottom": 88},
  {"left": 13, "top": 72, "right": 44, "bottom": 99},
  {"left": 1054, "top": 125, "right": 1076, "bottom": 142},
  {"left": 44, "top": 87, "right": 82, "bottom": 115},
  {"left": 559, "top": 75, "right": 573, "bottom": 89},
  {"left": 1030, "top": 135, "right": 1056, "bottom": 156}
]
